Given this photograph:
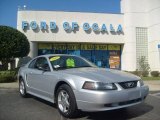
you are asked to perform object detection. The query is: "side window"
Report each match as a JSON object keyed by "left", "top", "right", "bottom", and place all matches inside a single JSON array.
[
  {"left": 28, "top": 57, "right": 50, "bottom": 71},
  {"left": 34, "top": 57, "right": 49, "bottom": 70},
  {"left": 28, "top": 59, "right": 37, "bottom": 68}
]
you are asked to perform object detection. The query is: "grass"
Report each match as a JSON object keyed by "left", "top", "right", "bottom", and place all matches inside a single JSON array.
[
  {"left": 141, "top": 77, "right": 160, "bottom": 80},
  {"left": 0, "top": 70, "right": 17, "bottom": 83}
]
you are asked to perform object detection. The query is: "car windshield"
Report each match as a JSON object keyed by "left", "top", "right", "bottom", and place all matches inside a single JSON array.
[{"left": 49, "top": 55, "right": 97, "bottom": 70}]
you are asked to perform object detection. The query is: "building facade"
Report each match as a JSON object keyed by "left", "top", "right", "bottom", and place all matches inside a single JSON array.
[{"left": 17, "top": 0, "right": 160, "bottom": 71}]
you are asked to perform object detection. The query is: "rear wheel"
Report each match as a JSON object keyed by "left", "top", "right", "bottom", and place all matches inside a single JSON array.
[
  {"left": 19, "top": 78, "right": 27, "bottom": 97},
  {"left": 56, "top": 84, "right": 78, "bottom": 118}
]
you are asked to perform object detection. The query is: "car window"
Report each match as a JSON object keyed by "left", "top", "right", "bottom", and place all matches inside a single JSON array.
[
  {"left": 49, "top": 56, "right": 97, "bottom": 70},
  {"left": 29, "top": 57, "right": 50, "bottom": 71},
  {"left": 28, "top": 59, "right": 37, "bottom": 68},
  {"left": 34, "top": 57, "right": 49, "bottom": 70}
]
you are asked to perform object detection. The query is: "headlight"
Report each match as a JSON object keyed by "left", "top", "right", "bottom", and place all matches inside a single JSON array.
[
  {"left": 139, "top": 80, "right": 144, "bottom": 86},
  {"left": 82, "top": 81, "right": 117, "bottom": 90}
]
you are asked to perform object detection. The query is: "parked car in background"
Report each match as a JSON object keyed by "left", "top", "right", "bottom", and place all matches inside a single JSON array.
[{"left": 18, "top": 54, "right": 149, "bottom": 118}]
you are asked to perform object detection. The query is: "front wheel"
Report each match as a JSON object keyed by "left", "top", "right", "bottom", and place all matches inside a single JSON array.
[
  {"left": 56, "top": 84, "right": 78, "bottom": 118},
  {"left": 19, "top": 78, "right": 27, "bottom": 97}
]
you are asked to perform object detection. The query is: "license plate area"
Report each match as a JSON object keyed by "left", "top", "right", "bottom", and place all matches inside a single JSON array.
[{"left": 128, "top": 89, "right": 141, "bottom": 100}]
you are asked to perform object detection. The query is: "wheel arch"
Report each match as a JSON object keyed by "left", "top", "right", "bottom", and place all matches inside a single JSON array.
[
  {"left": 54, "top": 80, "right": 79, "bottom": 118},
  {"left": 19, "top": 76, "right": 23, "bottom": 81},
  {"left": 54, "top": 81, "right": 69, "bottom": 95},
  {"left": 18, "top": 75, "right": 28, "bottom": 89},
  {"left": 54, "top": 80, "right": 75, "bottom": 103}
]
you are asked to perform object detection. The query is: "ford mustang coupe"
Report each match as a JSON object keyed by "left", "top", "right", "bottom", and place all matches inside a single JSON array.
[{"left": 18, "top": 54, "right": 149, "bottom": 118}]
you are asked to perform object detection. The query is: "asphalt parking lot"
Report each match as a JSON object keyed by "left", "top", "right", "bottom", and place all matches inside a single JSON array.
[{"left": 0, "top": 89, "right": 160, "bottom": 120}]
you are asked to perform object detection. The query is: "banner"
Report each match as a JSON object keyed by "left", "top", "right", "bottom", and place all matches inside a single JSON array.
[
  {"left": 53, "top": 44, "right": 66, "bottom": 50},
  {"left": 95, "top": 44, "right": 107, "bottom": 50},
  {"left": 67, "top": 44, "right": 80, "bottom": 50},
  {"left": 38, "top": 43, "right": 52, "bottom": 49},
  {"left": 108, "top": 45, "right": 120, "bottom": 50},
  {"left": 81, "top": 44, "right": 94, "bottom": 50}
]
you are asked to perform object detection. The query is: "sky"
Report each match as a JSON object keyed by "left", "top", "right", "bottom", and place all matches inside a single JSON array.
[{"left": 0, "top": 0, "right": 120, "bottom": 28}]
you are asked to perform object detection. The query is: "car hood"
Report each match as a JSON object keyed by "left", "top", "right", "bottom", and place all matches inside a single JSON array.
[{"left": 61, "top": 67, "right": 140, "bottom": 83}]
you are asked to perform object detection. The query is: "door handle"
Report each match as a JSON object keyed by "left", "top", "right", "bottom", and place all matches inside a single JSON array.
[{"left": 29, "top": 72, "right": 33, "bottom": 74}]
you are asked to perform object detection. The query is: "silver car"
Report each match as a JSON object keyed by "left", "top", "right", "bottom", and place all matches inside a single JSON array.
[{"left": 18, "top": 54, "right": 149, "bottom": 118}]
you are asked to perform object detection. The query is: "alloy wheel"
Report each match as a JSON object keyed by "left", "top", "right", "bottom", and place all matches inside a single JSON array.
[
  {"left": 58, "top": 90, "right": 70, "bottom": 113},
  {"left": 20, "top": 80, "right": 25, "bottom": 95}
]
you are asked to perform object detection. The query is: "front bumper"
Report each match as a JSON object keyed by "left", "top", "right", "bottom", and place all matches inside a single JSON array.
[{"left": 74, "top": 85, "right": 149, "bottom": 111}]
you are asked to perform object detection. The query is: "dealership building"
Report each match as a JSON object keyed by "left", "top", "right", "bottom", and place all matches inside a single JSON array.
[{"left": 17, "top": 0, "right": 160, "bottom": 71}]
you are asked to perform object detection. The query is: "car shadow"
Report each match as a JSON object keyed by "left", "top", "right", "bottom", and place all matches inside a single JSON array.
[
  {"left": 82, "top": 103, "right": 153, "bottom": 120},
  {"left": 29, "top": 95, "right": 153, "bottom": 120},
  {"left": 30, "top": 95, "right": 57, "bottom": 108}
]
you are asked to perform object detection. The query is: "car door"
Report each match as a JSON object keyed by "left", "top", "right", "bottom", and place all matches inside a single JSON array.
[{"left": 27, "top": 57, "right": 53, "bottom": 98}]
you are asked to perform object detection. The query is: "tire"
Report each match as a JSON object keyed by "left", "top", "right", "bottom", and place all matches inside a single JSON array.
[
  {"left": 19, "top": 78, "right": 28, "bottom": 97},
  {"left": 56, "top": 84, "right": 78, "bottom": 118}
]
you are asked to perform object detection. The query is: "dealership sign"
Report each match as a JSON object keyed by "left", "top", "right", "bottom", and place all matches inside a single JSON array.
[{"left": 22, "top": 21, "right": 123, "bottom": 33}]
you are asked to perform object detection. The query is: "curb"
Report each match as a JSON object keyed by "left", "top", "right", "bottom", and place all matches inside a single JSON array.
[{"left": 0, "top": 82, "right": 18, "bottom": 89}]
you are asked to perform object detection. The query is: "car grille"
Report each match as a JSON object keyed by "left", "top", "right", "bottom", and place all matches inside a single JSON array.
[{"left": 118, "top": 81, "right": 138, "bottom": 89}]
